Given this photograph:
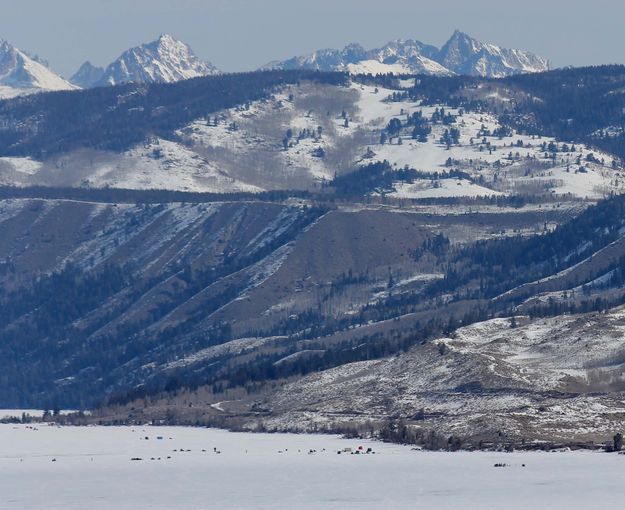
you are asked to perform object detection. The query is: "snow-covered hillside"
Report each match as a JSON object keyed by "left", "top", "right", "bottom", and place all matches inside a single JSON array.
[
  {"left": 1, "top": 78, "right": 621, "bottom": 197},
  {"left": 350, "top": 84, "right": 622, "bottom": 199},
  {"left": 176, "top": 80, "right": 624, "bottom": 198},
  {"left": 265, "top": 31, "right": 549, "bottom": 77},
  {"left": 0, "top": 39, "right": 76, "bottom": 98},
  {"left": 346, "top": 58, "right": 449, "bottom": 76},
  {"left": 94, "top": 34, "right": 219, "bottom": 86},
  {"left": 265, "top": 307, "right": 625, "bottom": 441},
  {"left": 0, "top": 138, "right": 259, "bottom": 193}
]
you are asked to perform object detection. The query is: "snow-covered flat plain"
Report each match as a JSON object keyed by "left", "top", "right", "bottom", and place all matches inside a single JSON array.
[{"left": 0, "top": 424, "right": 623, "bottom": 510}]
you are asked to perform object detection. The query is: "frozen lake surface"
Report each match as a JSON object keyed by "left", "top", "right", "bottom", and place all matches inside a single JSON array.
[{"left": 1, "top": 424, "right": 623, "bottom": 509}]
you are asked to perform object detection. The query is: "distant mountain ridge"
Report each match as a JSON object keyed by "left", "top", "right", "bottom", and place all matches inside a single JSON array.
[
  {"left": 437, "top": 30, "right": 550, "bottom": 77},
  {"left": 2, "top": 30, "right": 549, "bottom": 97},
  {"left": 0, "top": 39, "right": 75, "bottom": 97},
  {"left": 264, "top": 30, "right": 550, "bottom": 77},
  {"left": 92, "top": 34, "right": 219, "bottom": 87},
  {"left": 70, "top": 61, "right": 104, "bottom": 88}
]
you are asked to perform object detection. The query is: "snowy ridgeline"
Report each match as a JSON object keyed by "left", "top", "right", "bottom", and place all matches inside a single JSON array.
[
  {"left": 0, "top": 80, "right": 621, "bottom": 199},
  {"left": 264, "top": 30, "right": 550, "bottom": 78},
  {"left": 0, "top": 424, "right": 624, "bottom": 510}
]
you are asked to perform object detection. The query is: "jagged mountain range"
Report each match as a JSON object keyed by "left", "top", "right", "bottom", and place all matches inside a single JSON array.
[
  {"left": 0, "top": 30, "right": 549, "bottom": 99},
  {"left": 77, "top": 34, "right": 220, "bottom": 88},
  {"left": 264, "top": 30, "right": 550, "bottom": 77},
  {"left": 0, "top": 34, "right": 219, "bottom": 98},
  {"left": 437, "top": 30, "right": 549, "bottom": 77},
  {"left": 69, "top": 35, "right": 220, "bottom": 89}
]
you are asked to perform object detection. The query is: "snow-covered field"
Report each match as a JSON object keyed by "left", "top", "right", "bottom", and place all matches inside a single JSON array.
[{"left": 0, "top": 424, "right": 623, "bottom": 510}]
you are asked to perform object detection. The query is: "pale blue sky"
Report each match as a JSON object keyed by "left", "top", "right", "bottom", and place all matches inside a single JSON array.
[{"left": 0, "top": 0, "right": 622, "bottom": 77}]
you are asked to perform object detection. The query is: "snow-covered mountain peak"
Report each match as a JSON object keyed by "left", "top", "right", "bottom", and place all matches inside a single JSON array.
[
  {"left": 377, "top": 38, "right": 439, "bottom": 58},
  {"left": 264, "top": 31, "right": 549, "bottom": 78},
  {"left": 263, "top": 38, "right": 450, "bottom": 76},
  {"left": 70, "top": 61, "right": 104, "bottom": 88},
  {"left": 262, "top": 43, "right": 369, "bottom": 72},
  {"left": 437, "top": 31, "right": 484, "bottom": 71},
  {"left": 0, "top": 38, "right": 76, "bottom": 96},
  {"left": 441, "top": 30, "right": 482, "bottom": 56},
  {"left": 95, "top": 34, "right": 220, "bottom": 87},
  {"left": 148, "top": 33, "right": 192, "bottom": 58},
  {"left": 155, "top": 33, "right": 177, "bottom": 44},
  {"left": 438, "top": 30, "right": 550, "bottom": 77}
]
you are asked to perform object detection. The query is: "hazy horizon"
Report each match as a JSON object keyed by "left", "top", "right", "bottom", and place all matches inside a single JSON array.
[{"left": 0, "top": 0, "right": 623, "bottom": 77}]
